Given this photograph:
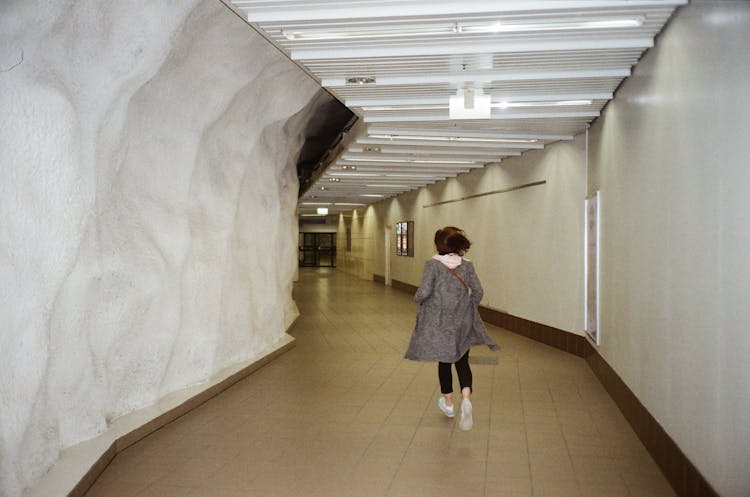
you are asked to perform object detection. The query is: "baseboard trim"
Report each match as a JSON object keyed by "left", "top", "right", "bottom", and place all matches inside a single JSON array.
[
  {"left": 390, "top": 278, "right": 418, "bottom": 294},
  {"left": 477, "top": 306, "right": 594, "bottom": 358},
  {"left": 25, "top": 334, "right": 297, "bottom": 497},
  {"left": 386, "top": 277, "right": 719, "bottom": 497},
  {"left": 586, "top": 351, "right": 719, "bottom": 497}
]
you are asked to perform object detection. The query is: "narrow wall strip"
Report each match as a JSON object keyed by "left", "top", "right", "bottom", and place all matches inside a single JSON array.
[{"left": 422, "top": 180, "right": 546, "bottom": 208}]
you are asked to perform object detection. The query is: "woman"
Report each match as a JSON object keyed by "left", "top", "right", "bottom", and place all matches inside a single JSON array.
[{"left": 405, "top": 226, "right": 499, "bottom": 430}]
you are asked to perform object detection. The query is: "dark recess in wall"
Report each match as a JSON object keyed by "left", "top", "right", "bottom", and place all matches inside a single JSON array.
[{"left": 295, "top": 90, "right": 357, "bottom": 196}]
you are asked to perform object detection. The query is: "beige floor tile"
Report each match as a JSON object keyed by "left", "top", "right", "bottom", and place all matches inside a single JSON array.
[
  {"left": 83, "top": 478, "right": 148, "bottom": 497},
  {"left": 134, "top": 483, "right": 193, "bottom": 497},
  {"left": 485, "top": 476, "right": 533, "bottom": 497},
  {"left": 83, "top": 269, "right": 677, "bottom": 497},
  {"left": 532, "top": 479, "right": 582, "bottom": 497}
]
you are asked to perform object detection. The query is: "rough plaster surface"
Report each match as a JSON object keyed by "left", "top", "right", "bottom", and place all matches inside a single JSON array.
[{"left": 0, "top": 1, "right": 320, "bottom": 495}]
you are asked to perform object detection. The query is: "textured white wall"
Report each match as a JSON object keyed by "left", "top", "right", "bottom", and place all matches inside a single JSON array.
[
  {"left": 0, "top": 1, "right": 320, "bottom": 496},
  {"left": 588, "top": 2, "right": 750, "bottom": 496},
  {"left": 361, "top": 136, "right": 586, "bottom": 334}
]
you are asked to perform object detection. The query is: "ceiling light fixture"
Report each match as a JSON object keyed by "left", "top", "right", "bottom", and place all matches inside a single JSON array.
[
  {"left": 328, "top": 172, "right": 380, "bottom": 177},
  {"left": 342, "top": 165, "right": 357, "bottom": 170},
  {"left": 385, "top": 174, "right": 442, "bottom": 178},
  {"left": 369, "top": 134, "right": 538, "bottom": 143},
  {"left": 362, "top": 105, "right": 447, "bottom": 111},
  {"left": 283, "top": 18, "right": 643, "bottom": 42},
  {"left": 449, "top": 88, "right": 491, "bottom": 120},
  {"left": 493, "top": 99, "right": 592, "bottom": 109},
  {"left": 343, "top": 157, "right": 479, "bottom": 164},
  {"left": 363, "top": 100, "right": 592, "bottom": 112},
  {"left": 468, "top": 18, "right": 645, "bottom": 33},
  {"left": 282, "top": 24, "right": 459, "bottom": 41},
  {"left": 328, "top": 177, "right": 341, "bottom": 182},
  {"left": 360, "top": 194, "right": 385, "bottom": 198},
  {"left": 316, "top": 207, "right": 329, "bottom": 215}
]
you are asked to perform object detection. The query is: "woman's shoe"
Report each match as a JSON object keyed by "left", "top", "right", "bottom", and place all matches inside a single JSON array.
[
  {"left": 438, "top": 397, "right": 455, "bottom": 418},
  {"left": 459, "top": 398, "right": 473, "bottom": 430}
]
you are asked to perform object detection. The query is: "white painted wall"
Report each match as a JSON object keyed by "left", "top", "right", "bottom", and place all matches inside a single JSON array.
[
  {"left": 588, "top": 2, "right": 750, "bottom": 496},
  {"left": 0, "top": 2, "right": 320, "bottom": 496},
  {"left": 359, "top": 135, "right": 587, "bottom": 335}
]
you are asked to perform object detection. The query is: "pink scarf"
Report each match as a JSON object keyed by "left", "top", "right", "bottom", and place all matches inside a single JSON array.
[{"left": 432, "top": 253, "right": 462, "bottom": 269}]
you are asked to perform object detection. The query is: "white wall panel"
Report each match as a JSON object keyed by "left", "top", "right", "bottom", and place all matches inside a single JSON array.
[{"left": 588, "top": 2, "right": 750, "bottom": 495}]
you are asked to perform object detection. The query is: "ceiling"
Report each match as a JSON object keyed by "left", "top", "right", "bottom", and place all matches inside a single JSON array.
[{"left": 225, "top": 0, "right": 685, "bottom": 217}]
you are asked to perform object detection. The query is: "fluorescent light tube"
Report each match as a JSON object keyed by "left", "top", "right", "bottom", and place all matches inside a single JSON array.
[
  {"left": 369, "top": 134, "right": 537, "bottom": 143},
  {"left": 463, "top": 18, "right": 644, "bottom": 34},
  {"left": 282, "top": 24, "right": 457, "bottom": 41}
]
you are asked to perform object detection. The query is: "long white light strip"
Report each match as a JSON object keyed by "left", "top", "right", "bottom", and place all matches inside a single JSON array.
[
  {"left": 465, "top": 18, "right": 644, "bottom": 34},
  {"left": 360, "top": 194, "right": 385, "bottom": 197},
  {"left": 281, "top": 18, "right": 643, "bottom": 41},
  {"left": 362, "top": 100, "right": 592, "bottom": 112},
  {"left": 369, "top": 134, "right": 537, "bottom": 144},
  {"left": 282, "top": 24, "right": 457, "bottom": 41},
  {"left": 327, "top": 172, "right": 380, "bottom": 177},
  {"left": 343, "top": 157, "right": 479, "bottom": 164}
]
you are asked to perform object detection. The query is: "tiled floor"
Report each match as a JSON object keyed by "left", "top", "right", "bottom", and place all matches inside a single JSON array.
[{"left": 85, "top": 268, "right": 676, "bottom": 497}]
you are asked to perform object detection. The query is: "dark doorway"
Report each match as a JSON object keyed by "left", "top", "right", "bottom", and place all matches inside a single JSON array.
[{"left": 299, "top": 233, "right": 336, "bottom": 267}]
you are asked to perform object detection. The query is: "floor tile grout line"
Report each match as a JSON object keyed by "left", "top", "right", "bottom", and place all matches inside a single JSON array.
[{"left": 482, "top": 362, "right": 496, "bottom": 497}]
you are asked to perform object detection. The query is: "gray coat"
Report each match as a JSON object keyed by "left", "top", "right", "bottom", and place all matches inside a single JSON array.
[{"left": 405, "top": 258, "right": 499, "bottom": 363}]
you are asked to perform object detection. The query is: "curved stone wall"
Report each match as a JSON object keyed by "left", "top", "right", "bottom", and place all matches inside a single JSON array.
[{"left": 0, "top": 2, "right": 320, "bottom": 495}]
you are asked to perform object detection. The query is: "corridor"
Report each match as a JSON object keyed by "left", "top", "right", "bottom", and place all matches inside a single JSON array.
[{"left": 84, "top": 269, "right": 675, "bottom": 497}]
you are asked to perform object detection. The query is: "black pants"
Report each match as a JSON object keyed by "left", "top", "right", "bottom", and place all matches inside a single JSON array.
[{"left": 438, "top": 350, "right": 472, "bottom": 394}]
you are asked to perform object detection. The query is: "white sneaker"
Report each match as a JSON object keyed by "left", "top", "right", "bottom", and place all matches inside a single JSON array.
[
  {"left": 438, "top": 397, "right": 455, "bottom": 418},
  {"left": 459, "top": 398, "right": 473, "bottom": 431}
]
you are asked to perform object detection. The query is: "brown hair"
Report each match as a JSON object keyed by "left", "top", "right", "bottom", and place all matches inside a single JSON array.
[{"left": 434, "top": 226, "right": 471, "bottom": 255}]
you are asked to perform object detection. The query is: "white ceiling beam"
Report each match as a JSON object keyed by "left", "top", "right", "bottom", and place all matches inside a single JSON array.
[
  {"left": 238, "top": 1, "right": 687, "bottom": 23},
  {"left": 346, "top": 93, "right": 613, "bottom": 107},
  {"left": 339, "top": 161, "right": 486, "bottom": 169},
  {"left": 291, "top": 38, "right": 653, "bottom": 61},
  {"left": 354, "top": 138, "right": 545, "bottom": 149},
  {"left": 333, "top": 165, "right": 476, "bottom": 174},
  {"left": 342, "top": 153, "right": 493, "bottom": 163},
  {"left": 350, "top": 146, "right": 521, "bottom": 157},
  {"left": 365, "top": 128, "right": 575, "bottom": 141},
  {"left": 330, "top": 167, "right": 470, "bottom": 175},
  {"left": 364, "top": 110, "right": 600, "bottom": 123},
  {"left": 323, "top": 69, "right": 629, "bottom": 87}
]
